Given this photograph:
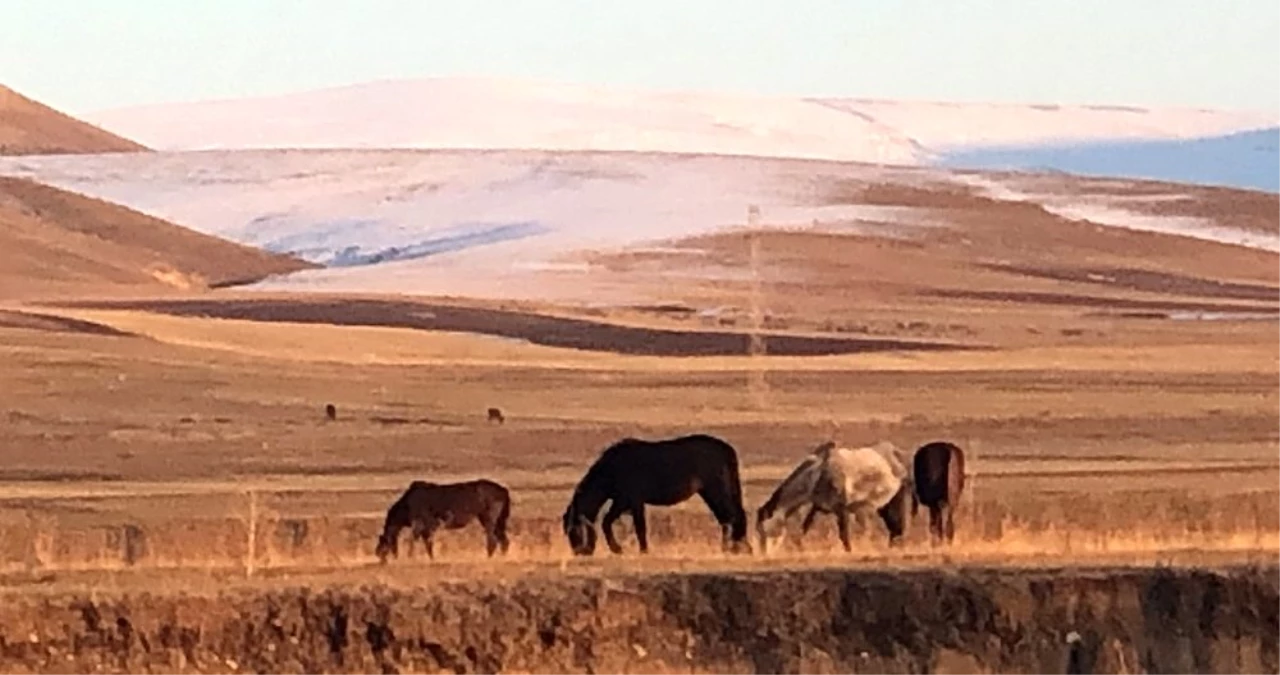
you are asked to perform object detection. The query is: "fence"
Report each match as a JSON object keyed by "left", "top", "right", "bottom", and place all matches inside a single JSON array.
[
  {"left": 0, "top": 486, "right": 398, "bottom": 577},
  {"left": 0, "top": 482, "right": 1276, "bottom": 578}
]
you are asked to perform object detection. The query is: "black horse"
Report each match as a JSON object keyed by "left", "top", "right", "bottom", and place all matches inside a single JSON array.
[
  {"left": 911, "top": 441, "right": 966, "bottom": 544},
  {"left": 561, "top": 434, "right": 750, "bottom": 555},
  {"left": 376, "top": 479, "right": 511, "bottom": 561}
]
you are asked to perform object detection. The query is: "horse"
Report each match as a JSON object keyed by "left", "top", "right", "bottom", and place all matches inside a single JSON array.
[
  {"left": 756, "top": 441, "right": 911, "bottom": 553},
  {"left": 561, "top": 434, "right": 750, "bottom": 556},
  {"left": 911, "top": 441, "right": 966, "bottom": 544},
  {"left": 375, "top": 479, "right": 511, "bottom": 562},
  {"left": 324, "top": 403, "right": 337, "bottom": 421},
  {"left": 487, "top": 407, "right": 505, "bottom": 425}
]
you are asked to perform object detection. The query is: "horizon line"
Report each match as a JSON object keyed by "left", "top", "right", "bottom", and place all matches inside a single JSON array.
[{"left": 79, "top": 74, "right": 1280, "bottom": 118}]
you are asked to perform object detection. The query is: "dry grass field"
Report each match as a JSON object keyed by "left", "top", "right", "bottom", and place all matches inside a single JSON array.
[
  {"left": 1, "top": 205, "right": 1276, "bottom": 581},
  {"left": 0, "top": 156, "right": 1275, "bottom": 670}
]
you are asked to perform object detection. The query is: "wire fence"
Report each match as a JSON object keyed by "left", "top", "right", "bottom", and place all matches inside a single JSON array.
[
  {"left": 0, "top": 482, "right": 1275, "bottom": 579},
  {"left": 0, "top": 487, "right": 394, "bottom": 577}
]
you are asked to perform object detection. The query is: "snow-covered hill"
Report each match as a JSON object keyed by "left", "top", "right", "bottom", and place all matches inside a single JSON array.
[
  {"left": 0, "top": 149, "right": 934, "bottom": 268},
  {"left": 1, "top": 148, "right": 1274, "bottom": 302},
  {"left": 84, "top": 78, "right": 926, "bottom": 165},
  {"left": 4, "top": 78, "right": 1272, "bottom": 302},
  {"left": 84, "top": 78, "right": 1275, "bottom": 171}
]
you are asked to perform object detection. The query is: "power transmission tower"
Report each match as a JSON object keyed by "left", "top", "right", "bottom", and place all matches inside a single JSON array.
[{"left": 747, "top": 205, "right": 768, "bottom": 410}]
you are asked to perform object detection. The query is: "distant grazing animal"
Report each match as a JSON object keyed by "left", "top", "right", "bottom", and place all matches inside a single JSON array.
[
  {"left": 562, "top": 434, "right": 750, "bottom": 556},
  {"left": 324, "top": 403, "right": 337, "bottom": 421},
  {"left": 487, "top": 407, "right": 505, "bottom": 425},
  {"left": 375, "top": 479, "right": 511, "bottom": 562},
  {"left": 911, "top": 441, "right": 966, "bottom": 544},
  {"left": 756, "top": 441, "right": 911, "bottom": 553}
]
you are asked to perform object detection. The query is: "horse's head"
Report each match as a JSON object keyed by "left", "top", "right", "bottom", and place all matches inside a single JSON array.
[
  {"left": 375, "top": 531, "right": 398, "bottom": 563},
  {"left": 754, "top": 503, "right": 785, "bottom": 555},
  {"left": 562, "top": 506, "right": 597, "bottom": 556}
]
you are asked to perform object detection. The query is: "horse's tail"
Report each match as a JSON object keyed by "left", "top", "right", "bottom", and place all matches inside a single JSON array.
[
  {"left": 717, "top": 441, "right": 749, "bottom": 541},
  {"left": 948, "top": 444, "right": 966, "bottom": 505},
  {"left": 496, "top": 489, "right": 512, "bottom": 536}
]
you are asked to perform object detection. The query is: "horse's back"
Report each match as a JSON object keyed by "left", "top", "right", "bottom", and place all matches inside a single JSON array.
[
  {"left": 913, "top": 442, "right": 963, "bottom": 505},
  {"left": 403, "top": 479, "right": 509, "bottom": 517},
  {"left": 606, "top": 433, "right": 740, "bottom": 471},
  {"left": 668, "top": 433, "right": 740, "bottom": 463},
  {"left": 823, "top": 446, "right": 900, "bottom": 510},
  {"left": 594, "top": 433, "right": 743, "bottom": 506},
  {"left": 467, "top": 478, "right": 511, "bottom": 499},
  {"left": 868, "top": 440, "right": 911, "bottom": 482}
]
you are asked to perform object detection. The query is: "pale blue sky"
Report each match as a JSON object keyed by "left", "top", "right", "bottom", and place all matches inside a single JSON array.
[{"left": 6, "top": 0, "right": 1278, "bottom": 115}]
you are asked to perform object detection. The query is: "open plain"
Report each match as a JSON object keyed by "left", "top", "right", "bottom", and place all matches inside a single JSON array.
[
  {"left": 2, "top": 79, "right": 1280, "bottom": 671},
  {"left": 0, "top": 124, "right": 1277, "bottom": 670}
]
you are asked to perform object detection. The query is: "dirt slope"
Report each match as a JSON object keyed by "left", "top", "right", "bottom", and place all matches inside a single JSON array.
[
  {"left": 0, "top": 565, "right": 1272, "bottom": 673},
  {"left": 0, "top": 176, "right": 315, "bottom": 299},
  {"left": 0, "top": 85, "right": 147, "bottom": 156}
]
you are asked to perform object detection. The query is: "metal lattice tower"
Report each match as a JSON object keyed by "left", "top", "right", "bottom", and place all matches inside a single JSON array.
[{"left": 747, "top": 205, "right": 768, "bottom": 410}]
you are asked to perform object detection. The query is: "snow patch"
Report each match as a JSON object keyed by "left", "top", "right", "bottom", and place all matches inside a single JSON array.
[
  {"left": 953, "top": 174, "right": 1280, "bottom": 253},
  {"left": 83, "top": 77, "right": 1272, "bottom": 174}
]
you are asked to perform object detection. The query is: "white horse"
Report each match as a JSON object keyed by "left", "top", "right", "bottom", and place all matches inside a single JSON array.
[{"left": 756, "top": 441, "right": 912, "bottom": 553}]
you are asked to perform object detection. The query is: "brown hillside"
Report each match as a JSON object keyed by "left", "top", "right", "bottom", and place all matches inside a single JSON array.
[
  {"left": 0, "top": 85, "right": 147, "bottom": 156},
  {"left": 0, "top": 176, "right": 315, "bottom": 299}
]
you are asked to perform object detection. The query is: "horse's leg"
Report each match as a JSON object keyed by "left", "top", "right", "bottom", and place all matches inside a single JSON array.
[
  {"left": 800, "top": 505, "right": 821, "bottom": 535},
  {"left": 631, "top": 505, "right": 649, "bottom": 554},
  {"left": 493, "top": 513, "right": 511, "bottom": 555},
  {"left": 928, "top": 504, "right": 944, "bottom": 545},
  {"left": 696, "top": 483, "right": 748, "bottom": 552},
  {"left": 474, "top": 508, "right": 503, "bottom": 558},
  {"left": 409, "top": 521, "right": 430, "bottom": 558},
  {"left": 944, "top": 502, "right": 956, "bottom": 544},
  {"left": 878, "top": 505, "right": 904, "bottom": 548},
  {"left": 835, "top": 508, "right": 852, "bottom": 552},
  {"left": 601, "top": 502, "right": 628, "bottom": 555},
  {"left": 418, "top": 523, "right": 436, "bottom": 560},
  {"left": 481, "top": 517, "right": 500, "bottom": 558},
  {"left": 797, "top": 504, "right": 826, "bottom": 550},
  {"left": 496, "top": 500, "right": 512, "bottom": 554}
]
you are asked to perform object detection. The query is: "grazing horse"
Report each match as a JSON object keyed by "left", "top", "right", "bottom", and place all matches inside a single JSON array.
[
  {"left": 375, "top": 479, "right": 511, "bottom": 562},
  {"left": 756, "top": 441, "right": 910, "bottom": 553},
  {"left": 911, "top": 441, "right": 966, "bottom": 544},
  {"left": 487, "top": 407, "right": 505, "bottom": 425},
  {"left": 562, "top": 434, "right": 750, "bottom": 556}
]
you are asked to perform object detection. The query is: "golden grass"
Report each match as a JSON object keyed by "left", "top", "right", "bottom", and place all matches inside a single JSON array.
[
  {"left": 0, "top": 84, "right": 146, "bottom": 156},
  {"left": 0, "top": 177, "right": 311, "bottom": 301},
  {"left": 0, "top": 471, "right": 1274, "bottom": 589},
  {"left": 32, "top": 307, "right": 1280, "bottom": 375}
]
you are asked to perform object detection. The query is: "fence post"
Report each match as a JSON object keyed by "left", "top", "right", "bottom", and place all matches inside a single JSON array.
[
  {"left": 245, "top": 490, "right": 259, "bottom": 578},
  {"left": 25, "top": 508, "right": 50, "bottom": 573}
]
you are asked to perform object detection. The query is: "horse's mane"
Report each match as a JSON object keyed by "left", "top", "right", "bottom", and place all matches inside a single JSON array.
[
  {"left": 759, "top": 448, "right": 827, "bottom": 516},
  {"left": 811, "top": 440, "right": 837, "bottom": 459},
  {"left": 566, "top": 441, "right": 634, "bottom": 520}
]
